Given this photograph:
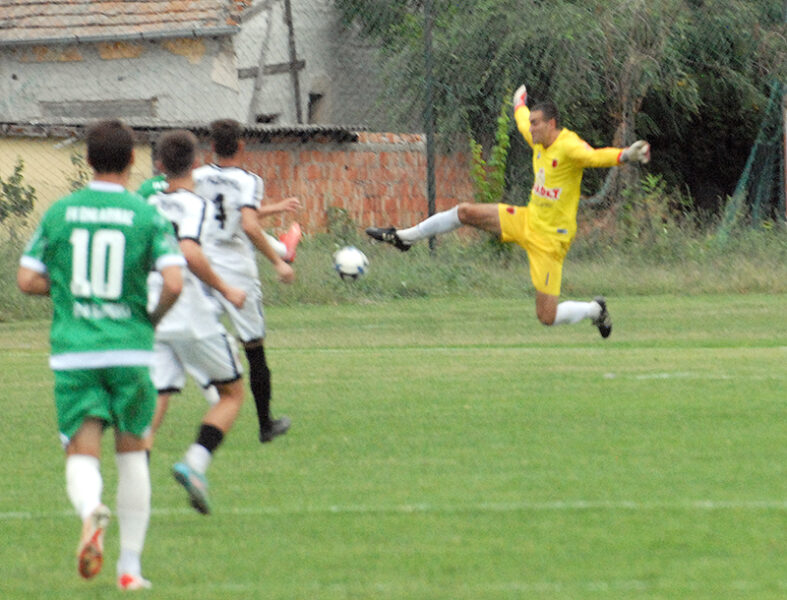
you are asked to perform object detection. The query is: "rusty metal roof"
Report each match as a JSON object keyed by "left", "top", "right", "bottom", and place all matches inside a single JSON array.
[{"left": 0, "top": 1, "right": 246, "bottom": 46}]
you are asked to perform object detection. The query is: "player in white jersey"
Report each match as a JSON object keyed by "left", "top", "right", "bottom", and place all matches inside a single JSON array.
[
  {"left": 18, "top": 120, "right": 184, "bottom": 590},
  {"left": 193, "top": 118, "right": 295, "bottom": 444},
  {"left": 147, "top": 130, "right": 248, "bottom": 515},
  {"left": 138, "top": 173, "right": 303, "bottom": 263}
]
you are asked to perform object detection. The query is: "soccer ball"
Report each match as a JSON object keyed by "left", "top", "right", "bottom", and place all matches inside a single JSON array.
[{"left": 333, "top": 246, "right": 369, "bottom": 280}]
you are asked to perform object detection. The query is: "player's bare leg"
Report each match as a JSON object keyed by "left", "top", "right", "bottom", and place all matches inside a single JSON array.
[
  {"left": 535, "top": 292, "right": 559, "bottom": 325},
  {"left": 367, "top": 202, "right": 502, "bottom": 248},
  {"left": 455, "top": 202, "right": 502, "bottom": 235},
  {"left": 202, "top": 380, "right": 244, "bottom": 433},
  {"left": 173, "top": 379, "right": 244, "bottom": 515},
  {"left": 144, "top": 392, "right": 171, "bottom": 451}
]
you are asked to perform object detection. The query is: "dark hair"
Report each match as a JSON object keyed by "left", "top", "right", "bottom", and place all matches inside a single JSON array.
[
  {"left": 531, "top": 101, "right": 561, "bottom": 128},
  {"left": 209, "top": 119, "right": 243, "bottom": 158},
  {"left": 156, "top": 130, "right": 197, "bottom": 177},
  {"left": 86, "top": 119, "right": 134, "bottom": 174}
]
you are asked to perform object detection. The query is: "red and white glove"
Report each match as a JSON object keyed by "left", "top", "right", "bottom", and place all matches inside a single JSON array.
[
  {"left": 512, "top": 84, "right": 527, "bottom": 111},
  {"left": 620, "top": 140, "right": 651, "bottom": 164}
]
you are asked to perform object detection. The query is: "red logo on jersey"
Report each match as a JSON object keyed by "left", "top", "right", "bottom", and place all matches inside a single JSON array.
[
  {"left": 552, "top": 159, "right": 558, "bottom": 168},
  {"left": 506, "top": 206, "right": 515, "bottom": 214},
  {"left": 533, "top": 184, "right": 562, "bottom": 200}
]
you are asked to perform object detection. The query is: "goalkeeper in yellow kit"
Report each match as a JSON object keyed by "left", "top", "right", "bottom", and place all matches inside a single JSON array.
[{"left": 366, "top": 84, "right": 650, "bottom": 337}]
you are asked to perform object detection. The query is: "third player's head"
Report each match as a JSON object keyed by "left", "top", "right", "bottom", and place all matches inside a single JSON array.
[
  {"left": 209, "top": 119, "right": 244, "bottom": 159},
  {"left": 86, "top": 119, "right": 135, "bottom": 175},
  {"left": 156, "top": 130, "right": 198, "bottom": 178}
]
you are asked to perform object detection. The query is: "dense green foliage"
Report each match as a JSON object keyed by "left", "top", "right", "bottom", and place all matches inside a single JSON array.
[
  {"left": 470, "top": 95, "right": 512, "bottom": 205},
  {"left": 3, "top": 198, "right": 786, "bottom": 322},
  {"left": 335, "top": 0, "right": 785, "bottom": 207},
  {"left": 0, "top": 159, "right": 36, "bottom": 239}
]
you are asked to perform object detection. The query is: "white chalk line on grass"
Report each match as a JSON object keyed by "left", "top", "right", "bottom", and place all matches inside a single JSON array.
[
  {"left": 603, "top": 370, "right": 784, "bottom": 381},
  {"left": 196, "top": 577, "right": 787, "bottom": 595},
  {"left": 294, "top": 578, "right": 787, "bottom": 595},
  {"left": 2, "top": 499, "right": 785, "bottom": 521}
]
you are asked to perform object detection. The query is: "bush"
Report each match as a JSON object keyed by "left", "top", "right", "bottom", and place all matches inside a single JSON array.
[
  {"left": 0, "top": 159, "right": 37, "bottom": 243},
  {"left": 3, "top": 175, "right": 786, "bottom": 322}
]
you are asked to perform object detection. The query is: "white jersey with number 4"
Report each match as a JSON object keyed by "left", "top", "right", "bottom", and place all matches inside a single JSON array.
[
  {"left": 193, "top": 164, "right": 263, "bottom": 279},
  {"left": 147, "top": 188, "right": 225, "bottom": 340}
]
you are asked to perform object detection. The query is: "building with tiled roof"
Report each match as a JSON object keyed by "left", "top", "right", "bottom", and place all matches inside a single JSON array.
[
  {"left": 0, "top": 0, "right": 386, "bottom": 127},
  {"left": 0, "top": 0, "right": 242, "bottom": 45}
]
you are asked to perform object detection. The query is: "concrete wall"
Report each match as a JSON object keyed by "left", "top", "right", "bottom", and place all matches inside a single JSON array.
[
  {"left": 0, "top": 38, "right": 253, "bottom": 123},
  {"left": 1, "top": 1, "right": 389, "bottom": 128},
  {"left": 0, "top": 137, "right": 153, "bottom": 234}
]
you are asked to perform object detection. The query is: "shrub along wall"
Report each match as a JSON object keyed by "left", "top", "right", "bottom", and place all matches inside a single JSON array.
[{"left": 1, "top": 125, "right": 476, "bottom": 235}]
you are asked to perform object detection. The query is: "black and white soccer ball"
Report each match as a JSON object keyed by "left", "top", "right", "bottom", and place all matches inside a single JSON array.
[{"left": 333, "top": 246, "right": 369, "bottom": 280}]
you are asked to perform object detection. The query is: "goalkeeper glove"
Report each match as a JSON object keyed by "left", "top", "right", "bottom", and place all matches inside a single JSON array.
[
  {"left": 512, "top": 85, "right": 527, "bottom": 111},
  {"left": 620, "top": 140, "right": 651, "bottom": 164}
]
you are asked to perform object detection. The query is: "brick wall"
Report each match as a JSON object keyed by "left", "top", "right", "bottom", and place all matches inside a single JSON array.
[{"left": 239, "top": 132, "right": 476, "bottom": 233}]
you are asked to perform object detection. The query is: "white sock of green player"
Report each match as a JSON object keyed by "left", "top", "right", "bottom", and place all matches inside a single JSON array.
[
  {"left": 115, "top": 451, "right": 150, "bottom": 577},
  {"left": 66, "top": 454, "right": 103, "bottom": 519},
  {"left": 263, "top": 231, "right": 287, "bottom": 259},
  {"left": 397, "top": 206, "right": 461, "bottom": 243},
  {"left": 553, "top": 300, "right": 601, "bottom": 325}
]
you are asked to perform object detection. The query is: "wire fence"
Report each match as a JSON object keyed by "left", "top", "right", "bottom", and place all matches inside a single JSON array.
[{"left": 1, "top": 0, "right": 785, "bottom": 237}]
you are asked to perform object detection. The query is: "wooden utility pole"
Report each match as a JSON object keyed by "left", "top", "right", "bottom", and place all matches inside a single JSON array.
[{"left": 283, "top": 0, "right": 303, "bottom": 123}]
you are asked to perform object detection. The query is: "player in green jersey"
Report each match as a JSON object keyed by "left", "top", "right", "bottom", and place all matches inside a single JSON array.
[
  {"left": 135, "top": 172, "right": 168, "bottom": 199},
  {"left": 17, "top": 119, "right": 185, "bottom": 591}
]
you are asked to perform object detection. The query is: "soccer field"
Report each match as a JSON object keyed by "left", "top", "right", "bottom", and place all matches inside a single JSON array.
[{"left": 0, "top": 294, "right": 784, "bottom": 599}]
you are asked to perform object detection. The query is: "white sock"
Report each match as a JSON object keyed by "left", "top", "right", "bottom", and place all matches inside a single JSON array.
[
  {"left": 263, "top": 231, "right": 287, "bottom": 259},
  {"left": 185, "top": 443, "right": 212, "bottom": 475},
  {"left": 200, "top": 385, "right": 220, "bottom": 406},
  {"left": 115, "top": 451, "right": 150, "bottom": 577},
  {"left": 553, "top": 300, "right": 601, "bottom": 325},
  {"left": 397, "top": 206, "right": 461, "bottom": 243},
  {"left": 65, "top": 454, "right": 102, "bottom": 520}
]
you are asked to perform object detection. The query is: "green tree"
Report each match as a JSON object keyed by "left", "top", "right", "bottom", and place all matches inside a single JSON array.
[
  {"left": 335, "top": 0, "right": 785, "bottom": 209},
  {"left": 66, "top": 151, "right": 91, "bottom": 192},
  {"left": 0, "top": 159, "right": 37, "bottom": 241},
  {"left": 470, "top": 94, "right": 511, "bottom": 205}
]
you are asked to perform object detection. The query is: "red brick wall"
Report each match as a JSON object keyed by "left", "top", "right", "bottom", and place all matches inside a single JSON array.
[{"left": 239, "top": 132, "right": 476, "bottom": 233}]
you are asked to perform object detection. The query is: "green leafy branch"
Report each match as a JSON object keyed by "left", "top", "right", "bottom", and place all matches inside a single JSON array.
[{"left": 469, "top": 94, "right": 511, "bottom": 204}]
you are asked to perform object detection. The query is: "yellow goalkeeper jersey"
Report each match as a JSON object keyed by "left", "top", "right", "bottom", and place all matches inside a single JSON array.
[{"left": 515, "top": 105, "right": 622, "bottom": 241}]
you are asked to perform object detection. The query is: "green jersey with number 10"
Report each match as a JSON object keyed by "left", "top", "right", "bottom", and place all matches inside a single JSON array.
[{"left": 21, "top": 182, "right": 184, "bottom": 369}]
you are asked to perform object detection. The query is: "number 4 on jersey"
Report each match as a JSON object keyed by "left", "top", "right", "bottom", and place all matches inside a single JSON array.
[{"left": 212, "top": 194, "right": 227, "bottom": 229}]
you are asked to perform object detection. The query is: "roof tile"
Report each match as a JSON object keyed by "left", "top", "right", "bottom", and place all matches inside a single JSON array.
[{"left": 0, "top": 1, "right": 241, "bottom": 45}]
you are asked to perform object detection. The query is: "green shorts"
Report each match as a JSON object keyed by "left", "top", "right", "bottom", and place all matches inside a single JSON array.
[{"left": 53, "top": 366, "right": 156, "bottom": 444}]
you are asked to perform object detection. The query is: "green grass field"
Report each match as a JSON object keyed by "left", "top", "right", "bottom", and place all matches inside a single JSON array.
[{"left": 0, "top": 294, "right": 785, "bottom": 599}]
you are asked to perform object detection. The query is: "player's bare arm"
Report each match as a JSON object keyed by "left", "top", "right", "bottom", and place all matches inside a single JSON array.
[
  {"left": 257, "top": 196, "right": 301, "bottom": 220},
  {"left": 17, "top": 266, "right": 50, "bottom": 296},
  {"left": 148, "top": 264, "right": 183, "bottom": 326},
  {"left": 179, "top": 239, "right": 247, "bottom": 307},
  {"left": 241, "top": 207, "right": 295, "bottom": 284}
]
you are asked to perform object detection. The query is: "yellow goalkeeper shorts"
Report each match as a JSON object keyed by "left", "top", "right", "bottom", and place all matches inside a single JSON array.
[{"left": 498, "top": 204, "right": 570, "bottom": 296}]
